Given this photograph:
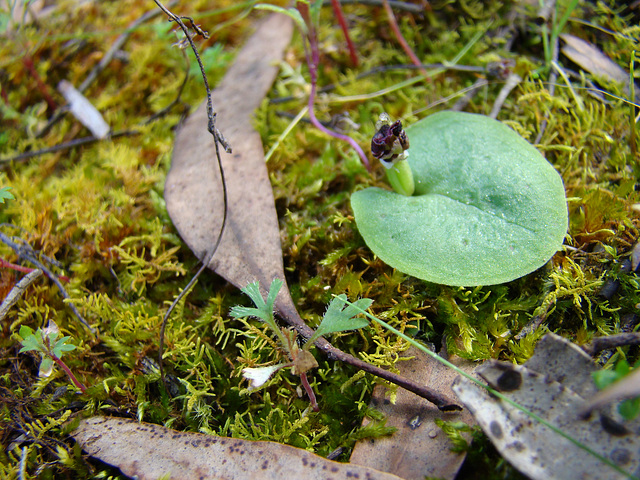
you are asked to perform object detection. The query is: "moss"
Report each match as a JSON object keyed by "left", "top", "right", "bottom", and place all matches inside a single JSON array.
[{"left": 1, "top": 0, "right": 639, "bottom": 478}]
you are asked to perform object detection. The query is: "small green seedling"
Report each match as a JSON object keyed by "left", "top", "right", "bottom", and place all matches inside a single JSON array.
[
  {"left": 593, "top": 359, "right": 640, "bottom": 420},
  {"left": 0, "top": 186, "right": 14, "bottom": 203},
  {"left": 18, "top": 322, "right": 86, "bottom": 393},
  {"left": 231, "top": 279, "right": 372, "bottom": 411},
  {"left": 353, "top": 111, "right": 568, "bottom": 286}
]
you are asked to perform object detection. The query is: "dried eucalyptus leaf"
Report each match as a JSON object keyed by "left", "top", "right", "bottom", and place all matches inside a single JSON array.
[
  {"left": 350, "top": 348, "right": 476, "bottom": 480},
  {"left": 72, "top": 416, "right": 405, "bottom": 480},
  {"left": 560, "top": 34, "right": 633, "bottom": 93},
  {"left": 164, "top": 14, "right": 297, "bottom": 313},
  {"left": 452, "top": 333, "right": 640, "bottom": 480}
]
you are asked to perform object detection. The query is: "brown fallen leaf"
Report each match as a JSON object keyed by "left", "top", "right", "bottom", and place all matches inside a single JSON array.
[
  {"left": 452, "top": 333, "right": 640, "bottom": 480},
  {"left": 560, "top": 33, "right": 637, "bottom": 96},
  {"left": 164, "top": 12, "right": 294, "bottom": 307},
  {"left": 350, "top": 347, "right": 475, "bottom": 480},
  {"left": 72, "top": 416, "right": 405, "bottom": 480}
]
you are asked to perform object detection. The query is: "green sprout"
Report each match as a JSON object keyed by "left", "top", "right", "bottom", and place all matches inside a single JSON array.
[
  {"left": 0, "top": 186, "right": 14, "bottom": 203},
  {"left": 231, "top": 279, "right": 372, "bottom": 411},
  {"left": 593, "top": 359, "right": 640, "bottom": 421},
  {"left": 18, "top": 322, "right": 86, "bottom": 393}
]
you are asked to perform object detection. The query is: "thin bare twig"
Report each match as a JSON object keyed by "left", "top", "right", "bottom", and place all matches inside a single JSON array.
[
  {"left": 451, "top": 78, "right": 488, "bottom": 111},
  {"left": 152, "top": 0, "right": 231, "bottom": 153},
  {"left": 152, "top": 0, "right": 230, "bottom": 385},
  {"left": 381, "top": 0, "right": 429, "bottom": 80},
  {"left": 270, "top": 63, "right": 484, "bottom": 105},
  {"left": 0, "top": 130, "right": 137, "bottom": 164},
  {"left": 0, "top": 232, "right": 93, "bottom": 332},
  {"left": 273, "top": 300, "right": 461, "bottom": 410},
  {"left": 0, "top": 269, "right": 43, "bottom": 322},
  {"left": 582, "top": 333, "right": 640, "bottom": 356},
  {"left": 36, "top": 1, "right": 179, "bottom": 138},
  {"left": 489, "top": 72, "right": 522, "bottom": 118}
]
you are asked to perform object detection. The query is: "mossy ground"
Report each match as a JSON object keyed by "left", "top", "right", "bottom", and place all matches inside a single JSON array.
[{"left": 0, "top": 1, "right": 639, "bottom": 478}]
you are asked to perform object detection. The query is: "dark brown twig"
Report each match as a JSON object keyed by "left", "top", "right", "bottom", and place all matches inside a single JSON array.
[
  {"left": 36, "top": 1, "right": 179, "bottom": 138},
  {"left": 0, "top": 130, "right": 137, "bottom": 164},
  {"left": 275, "top": 299, "right": 461, "bottom": 411},
  {"left": 0, "top": 232, "right": 93, "bottom": 332},
  {"left": 581, "top": 333, "right": 640, "bottom": 356},
  {"left": 152, "top": 1, "right": 231, "bottom": 153},
  {"left": 152, "top": 0, "right": 230, "bottom": 385}
]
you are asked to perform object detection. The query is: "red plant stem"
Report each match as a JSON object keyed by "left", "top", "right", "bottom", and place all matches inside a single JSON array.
[
  {"left": 381, "top": 0, "right": 429, "bottom": 81},
  {"left": 330, "top": 0, "right": 358, "bottom": 66},
  {"left": 305, "top": 32, "right": 370, "bottom": 170},
  {"left": 51, "top": 353, "right": 87, "bottom": 393},
  {"left": 1, "top": 83, "right": 8, "bottom": 104},
  {"left": 22, "top": 56, "right": 58, "bottom": 112},
  {"left": 0, "top": 258, "right": 70, "bottom": 283},
  {"left": 300, "top": 372, "right": 319, "bottom": 412}
]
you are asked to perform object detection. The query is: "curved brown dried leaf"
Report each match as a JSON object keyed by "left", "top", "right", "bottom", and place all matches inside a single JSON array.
[
  {"left": 350, "top": 348, "right": 475, "bottom": 480},
  {"left": 164, "top": 12, "right": 295, "bottom": 309},
  {"left": 72, "top": 416, "right": 405, "bottom": 480}
]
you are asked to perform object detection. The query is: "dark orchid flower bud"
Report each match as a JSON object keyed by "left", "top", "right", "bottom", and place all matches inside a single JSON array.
[
  {"left": 370, "top": 113, "right": 414, "bottom": 196},
  {"left": 371, "top": 114, "right": 410, "bottom": 168}
]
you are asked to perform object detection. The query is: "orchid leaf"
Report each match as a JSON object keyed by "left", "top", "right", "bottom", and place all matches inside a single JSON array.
[{"left": 351, "top": 111, "right": 568, "bottom": 286}]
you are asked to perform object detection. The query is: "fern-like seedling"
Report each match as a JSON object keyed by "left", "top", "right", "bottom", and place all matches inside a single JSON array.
[
  {"left": 230, "top": 279, "right": 287, "bottom": 347},
  {"left": 18, "top": 322, "right": 86, "bottom": 393},
  {"left": 0, "top": 186, "right": 14, "bottom": 203},
  {"left": 231, "top": 280, "right": 373, "bottom": 412},
  {"left": 305, "top": 294, "right": 372, "bottom": 346}
]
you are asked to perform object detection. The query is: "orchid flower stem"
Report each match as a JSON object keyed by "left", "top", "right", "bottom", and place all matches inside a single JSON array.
[
  {"left": 300, "top": 372, "right": 319, "bottom": 412},
  {"left": 386, "top": 159, "right": 414, "bottom": 196},
  {"left": 305, "top": 30, "right": 370, "bottom": 170},
  {"left": 51, "top": 352, "right": 87, "bottom": 393},
  {"left": 381, "top": 0, "right": 428, "bottom": 80},
  {"left": 330, "top": 0, "right": 358, "bottom": 66}
]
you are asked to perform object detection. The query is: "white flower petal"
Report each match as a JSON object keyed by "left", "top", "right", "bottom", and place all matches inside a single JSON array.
[
  {"left": 42, "top": 319, "right": 59, "bottom": 336},
  {"left": 242, "top": 364, "right": 285, "bottom": 390}
]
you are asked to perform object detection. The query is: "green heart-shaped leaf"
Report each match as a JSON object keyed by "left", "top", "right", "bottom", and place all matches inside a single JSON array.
[{"left": 351, "top": 111, "right": 567, "bottom": 286}]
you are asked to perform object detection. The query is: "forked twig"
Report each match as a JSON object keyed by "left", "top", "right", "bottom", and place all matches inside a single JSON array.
[
  {"left": 0, "top": 232, "right": 93, "bottom": 332},
  {"left": 152, "top": 0, "right": 230, "bottom": 385},
  {"left": 0, "top": 269, "right": 43, "bottom": 322}
]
